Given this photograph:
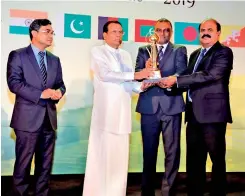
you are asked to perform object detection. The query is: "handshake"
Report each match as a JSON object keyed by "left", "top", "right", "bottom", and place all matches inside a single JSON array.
[
  {"left": 41, "top": 88, "right": 63, "bottom": 100},
  {"left": 141, "top": 75, "right": 177, "bottom": 91}
]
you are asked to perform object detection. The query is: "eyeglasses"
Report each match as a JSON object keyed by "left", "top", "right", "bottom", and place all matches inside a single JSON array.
[
  {"left": 108, "top": 30, "right": 125, "bottom": 35},
  {"left": 38, "top": 29, "right": 55, "bottom": 36},
  {"left": 155, "top": 28, "right": 171, "bottom": 34}
]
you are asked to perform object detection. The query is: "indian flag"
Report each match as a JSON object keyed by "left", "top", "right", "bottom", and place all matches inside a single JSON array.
[{"left": 9, "top": 9, "right": 48, "bottom": 35}]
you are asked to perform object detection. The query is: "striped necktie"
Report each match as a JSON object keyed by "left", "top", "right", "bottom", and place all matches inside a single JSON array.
[
  {"left": 38, "top": 51, "right": 47, "bottom": 85},
  {"left": 158, "top": 46, "right": 164, "bottom": 63}
]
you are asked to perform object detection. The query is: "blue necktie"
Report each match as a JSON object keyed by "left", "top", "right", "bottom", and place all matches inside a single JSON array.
[
  {"left": 192, "top": 48, "right": 206, "bottom": 73},
  {"left": 38, "top": 51, "right": 47, "bottom": 85},
  {"left": 158, "top": 46, "right": 164, "bottom": 63},
  {"left": 188, "top": 48, "right": 207, "bottom": 101}
]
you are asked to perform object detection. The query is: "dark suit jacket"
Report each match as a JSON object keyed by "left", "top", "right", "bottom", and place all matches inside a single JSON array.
[
  {"left": 177, "top": 41, "right": 233, "bottom": 124},
  {"left": 135, "top": 42, "right": 187, "bottom": 115},
  {"left": 7, "top": 45, "right": 66, "bottom": 132}
]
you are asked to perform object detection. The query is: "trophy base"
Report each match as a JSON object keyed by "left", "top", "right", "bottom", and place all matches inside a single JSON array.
[
  {"left": 150, "top": 70, "right": 161, "bottom": 79},
  {"left": 144, "top": 70, "right": 161, "bottom": 83}
]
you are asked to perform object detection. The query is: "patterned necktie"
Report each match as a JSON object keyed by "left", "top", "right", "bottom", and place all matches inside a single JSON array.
[
  {"left": 158, "top": 46, "right": 164, "bottom": 63},
  {"left": 38, "top": 51, "right": 47, "bottom": 85},
  {"left": 188, "top": 48, "right": 207, "bottom": 101}
]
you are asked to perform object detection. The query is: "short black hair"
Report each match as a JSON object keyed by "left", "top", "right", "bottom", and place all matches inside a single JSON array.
[
  {"left": 103, "top": 21, "right": 122, "bottom": 33},
  {"left": 29, "top": 19, "right": 52, "bottom": 40},
  {"left": 155, "top": 18, "right": 173, "bottom": 29},
  {"left": 198, "top": 18, "right": 221, "bottom": 32}
]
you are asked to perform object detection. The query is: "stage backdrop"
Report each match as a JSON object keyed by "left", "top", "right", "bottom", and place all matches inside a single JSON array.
[{"left": 1, "top": 1, "right": 245, "bottom": 175}]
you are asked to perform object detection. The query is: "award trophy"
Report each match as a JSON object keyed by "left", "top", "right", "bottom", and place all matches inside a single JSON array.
[{"left": 145, "top": 29, "right": 162, "bottom": 83}]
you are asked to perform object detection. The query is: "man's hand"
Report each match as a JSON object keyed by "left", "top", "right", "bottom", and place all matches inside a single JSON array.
[
  {"left": 145, "top": 58, "right": 152, "bottom": 68},
  {"left": 134, "top": 68, "right": 154, "bottom": 80},
  {"left": 157, "top": 78, "right": 168, "bottom": 88},
  {"left": 41, "top": 89, "right": 56, "bottom": 99},
  {"left": 158, "top": 76, "right": 177, "bottom": 88},
  {"left": 51, "top": 89, "right": 63, "bottom": 100},
  {"left": 141, "top": 81, "right": 155, "bottom": 91}
]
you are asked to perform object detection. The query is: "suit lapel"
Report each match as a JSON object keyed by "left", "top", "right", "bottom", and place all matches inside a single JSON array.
[
  {"left": 187, "top": 42, "right": 221, "bottom": 73},
  {"left": 159, "top": 42, "right": 173, "bottom": 69},
  {"left": 46, "top": 52, "right": 56, "bottom": 88},
  {"left": 196, "top": 42, "right": 221, "bottom": 71},
  {"left": 189, "top": 49, "right": 201, "bottom": 73},
  {"left": 196, "top": 51, "right": 209, "bottom": 71},
  {"left": 26, "top": 45, "right": 45, "bottom": 87}
]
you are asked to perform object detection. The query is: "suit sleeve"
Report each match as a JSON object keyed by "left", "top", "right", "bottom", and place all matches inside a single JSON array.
[
  {"left": 54, "top": 57, "right": 66, "bottom": 95},
  {"left": 7, "top": 51, "right": 42, "bottom": 104},
  {"left": 175, "top": 46, "right": 188, "bottom": 75},
  {"left": 179, "top": 52, "right": 196, "bottom": 76},
  {"left": 177, "top": 47, "right": 233, "bottom": 88},
  {"left": 135, "top": 47, "right": 146, "bottom": 72},
  {"left": 169, "top": 46, "right": 188, "bottom": 94},
  {"left": 91, "top": 48, "right": 134, "bottom": 83}
]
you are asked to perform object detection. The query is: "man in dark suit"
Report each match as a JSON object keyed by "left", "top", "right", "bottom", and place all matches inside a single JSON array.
[
  {"left": 163, "top": 18, "right": 233, "bottom": 196},
  {"left": 135, "top": 18, "right": 187, "bottom": 196},
  {"left": 7, "top": 19, "right": 66, "bottom": 196}
]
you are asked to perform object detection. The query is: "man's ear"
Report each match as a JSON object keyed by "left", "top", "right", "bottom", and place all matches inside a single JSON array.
[
  {"left": 217, "top": 31, "right": 221, "bottom": 37},
  {"left": 31, "top": 30, "right": 37, "bottom": 38},
  {"left": 103, "top": 32, "right": 107, "bottom": 40}
]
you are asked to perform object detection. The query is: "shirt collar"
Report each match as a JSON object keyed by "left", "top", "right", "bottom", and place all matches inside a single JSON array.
[
  {"left": 157, "top": 42, "right": 169, "bottom": 50},
  {"left": 31, "top": 44, "right": 46, "bottom": 56},
  {"left": 105, "top": 43, "right": 120, "bottom": 53},
  {"left": 202, "top": 46, "right": 212, "bottom": 54}
]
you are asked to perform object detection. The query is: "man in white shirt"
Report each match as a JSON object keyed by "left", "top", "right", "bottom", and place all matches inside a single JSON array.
[{"left": 83, "top": 21, "right": 153, "bottom": 196}]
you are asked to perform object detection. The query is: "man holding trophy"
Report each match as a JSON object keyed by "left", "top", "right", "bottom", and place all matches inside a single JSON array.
[{"left": 135, "top": 18, "right": 188, "bottom": 196}]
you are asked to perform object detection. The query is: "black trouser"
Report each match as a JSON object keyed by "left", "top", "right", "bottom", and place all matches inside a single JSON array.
[
  {"left": 141, "top": 106, "right": 182, "bottom": 196},
  {"left": 13, "top": 112, "right": 55, "bottom": 196},
  {"left": 186, "top": 104, "right": 227, "bottom": 196}
]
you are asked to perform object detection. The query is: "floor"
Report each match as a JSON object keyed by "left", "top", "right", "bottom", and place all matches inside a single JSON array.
[{"left": 2, "top": 173, "right": 245, "bottom": 196}]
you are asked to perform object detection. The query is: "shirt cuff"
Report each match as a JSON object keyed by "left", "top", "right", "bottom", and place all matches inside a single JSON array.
[
  {"left": 132, "top": 82, "right": 143, "bottom": 93},
  {"left": 125, "top": 72, "right": 134, "bottom": 81}
]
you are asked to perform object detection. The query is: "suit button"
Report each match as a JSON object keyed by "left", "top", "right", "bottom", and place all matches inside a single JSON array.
[{"left": 158, "top": 90, "right": 160, "bottom": 92}]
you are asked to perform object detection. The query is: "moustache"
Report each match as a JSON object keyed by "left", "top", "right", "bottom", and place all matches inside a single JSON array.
[{"left": 202, "top": 34, "right": 211, "bottom": 38}]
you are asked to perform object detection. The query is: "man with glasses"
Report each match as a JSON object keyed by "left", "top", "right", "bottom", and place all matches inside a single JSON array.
[
  {"left": 83, "top": 21, "right": 153, "bottom": 196},
  {"left": 7, "top": 19, "right": 66, "bottom": 196},
  {"left": 135, "top": 18, "right": 187, "bottom": 196}
]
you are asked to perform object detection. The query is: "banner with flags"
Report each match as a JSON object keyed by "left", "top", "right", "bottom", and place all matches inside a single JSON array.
[
  {"left": 98, "top": 16, "right": 128, "bottom": 41},
  {"left": 174, "top": 22, "right": 200, "bottom": 45},
  {"left": 9, "top": 9, "right": 48, "bottom": 35},
  {"left": 135, "top": 19, "right": 156, "bottom": 42}
]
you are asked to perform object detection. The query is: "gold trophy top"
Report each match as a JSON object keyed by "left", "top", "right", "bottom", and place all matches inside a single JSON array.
[
  {"left": 149, "top": 33, "right": 159, "bottom": 43},
  {"left": 148, "top": 33, "right": 159, "bottom": 71}
]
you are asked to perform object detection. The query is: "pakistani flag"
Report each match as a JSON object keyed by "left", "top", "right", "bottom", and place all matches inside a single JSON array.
[{"left": 64, "top": 13, "right": 91, "bottom": 39}]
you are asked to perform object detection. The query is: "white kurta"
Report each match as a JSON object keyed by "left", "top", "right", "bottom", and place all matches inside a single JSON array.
[{"left": 83, "top": 44, "right": 141, "bottom": 196}]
